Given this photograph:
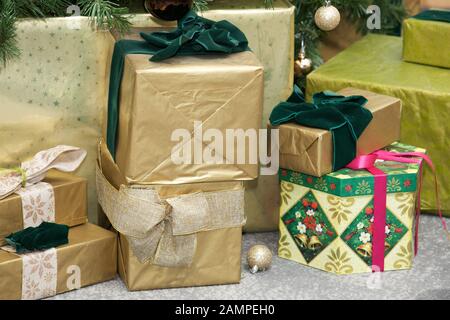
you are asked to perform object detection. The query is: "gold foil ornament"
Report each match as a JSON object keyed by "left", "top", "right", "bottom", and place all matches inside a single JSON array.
[
  {"left": 295, "top": 234, "right": 308, "bottom": 248},
  {"left": 294, "top": 37, "right": 313, "bottom": 77},
  {"left": 247, "top": 244, "right": 273, "bottom": 274},
  {"left": 314, "top": 1, "right": 341, "bottom": 31}
]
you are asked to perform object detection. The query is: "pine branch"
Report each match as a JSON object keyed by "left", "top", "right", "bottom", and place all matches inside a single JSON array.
[
  {"left": 0, "top": 0, "right": 20, "bottom": 67},
  {"left": 78, "top": 0, "right": 132, "bottom": 34}
]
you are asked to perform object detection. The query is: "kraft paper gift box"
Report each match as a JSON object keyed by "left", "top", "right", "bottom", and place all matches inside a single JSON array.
[
  {"left": 106, "top": 0, "right": 295, "bottom": 232},
  {"left": 107, "top": 29, "right": 264, "bottom": 186},
  {"left": 0, "top": 223, "right": 117, "bottom": 300},
  {"left": 403, "top": 10, "right": 450, "bottom": 69},
  {"left": 306, "top": 34, "right": 450, "bottom": 217},
  {"left": 0, "top": 171, "right": 88, "bottom": 247},
  {"left": 278, "top": 142, "right": 425, "bottom": 274},
  {"left": 96, "top": 141, "right": 244, "bottom": 290},
  {"left": 271, "top": 88, "right": 402, "bottom": 177}
]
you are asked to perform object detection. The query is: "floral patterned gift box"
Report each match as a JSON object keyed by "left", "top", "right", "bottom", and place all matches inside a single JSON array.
[{"left": 278, "top": 142, "right": 425, "bottom": 274}]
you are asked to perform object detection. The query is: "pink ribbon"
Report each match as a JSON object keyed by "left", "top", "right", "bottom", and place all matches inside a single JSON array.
[{"left": 346, "top": 150, "right": 449, "bottom": 272}]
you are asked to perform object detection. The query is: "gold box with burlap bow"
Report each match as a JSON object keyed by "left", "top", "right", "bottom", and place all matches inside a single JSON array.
[{"left": 97, "top": 141, "right": 244, "bottom": 290}]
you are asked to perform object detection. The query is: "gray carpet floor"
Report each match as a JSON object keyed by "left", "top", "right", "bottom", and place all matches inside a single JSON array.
[{"left": 50, "top": 215, "right": 450, "bottom": 300}]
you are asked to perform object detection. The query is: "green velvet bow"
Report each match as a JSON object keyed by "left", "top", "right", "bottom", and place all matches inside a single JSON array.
[
  {"left": 270, "top": 86, "right": 373, "bottom": 171},
  {"left": 106, "top": 10, "right": 250, "bottom": 158},
  {"left": 413, "top": 9, "right": 450, "bottom": 23},
  {"left": 5, "top": 222, "right": 69, "bottom": 254}
]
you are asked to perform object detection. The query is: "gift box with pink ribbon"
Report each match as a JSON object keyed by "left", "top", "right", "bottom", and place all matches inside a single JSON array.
[{"left": 278, "top": 142, "right": 447, "bottom": 274}]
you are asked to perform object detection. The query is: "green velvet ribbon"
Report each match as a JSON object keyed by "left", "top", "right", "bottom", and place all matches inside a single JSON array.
[
  {"left": 270, "top": 86, "right": 373, "bottom": 171},
  {"left": 413, "top": 9, "right": 450, "bottom": 23},
  {"left": 5, "top": 222, "right": 69, "bottom": 254},
  {"left": 106, "top": 10, "right": 250, "bottom": 158}
]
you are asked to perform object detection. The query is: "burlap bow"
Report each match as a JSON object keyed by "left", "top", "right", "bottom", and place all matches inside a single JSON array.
[
  {"left": 96, "top": 166, "right": 245, "bottom": 266},
  {"left": 0, "top": 146, "right": 87, "bottom": 200}
]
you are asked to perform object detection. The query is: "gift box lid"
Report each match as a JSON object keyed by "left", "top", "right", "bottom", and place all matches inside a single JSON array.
[{"left": 280, "top": 142, "right": 426, "bottom": 197}]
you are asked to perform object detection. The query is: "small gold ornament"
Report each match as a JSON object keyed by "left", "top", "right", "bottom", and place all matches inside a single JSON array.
[
  {"left": 247, "top": 245, "right": 273, "bottom": 274},
  {"left": 294, "top": 38, "right": 313, "bottom": 77},
  {"left": 314, "top": 1, "right": 341, "bottom": 31}
]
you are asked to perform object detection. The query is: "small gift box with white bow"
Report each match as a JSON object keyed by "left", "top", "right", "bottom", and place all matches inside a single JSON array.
[
  {"left": 278, "top": 142, "right": 430, "bottom": 274},
  {"left": 97, "top": 141, "right": 245, "bottom": 290},
  {"left": 0, "top": 146, "right": 88, "bottom": 246}
]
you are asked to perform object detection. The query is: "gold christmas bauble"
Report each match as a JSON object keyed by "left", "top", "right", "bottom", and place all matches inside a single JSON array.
[
  {"left": 294, "top": 55, "right": 313, "bottom": 77},
  {"left": 314, "top": 2, "right": 341, "bottom": 31},
  {"left": 247, "top": 245, "right": 273, "bottom": 274}
]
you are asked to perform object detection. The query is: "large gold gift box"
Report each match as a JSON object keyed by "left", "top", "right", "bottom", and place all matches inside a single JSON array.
[
  {"left": 108, "top": 31, "right": 264, "bottom": 185},
  {"left": 107, "top": 1, "right": 295, "bottom": 231},
  {"left": 271, "top": 88, "right": 402, "bottom": 177},
  {"left": 97, "top": 141, "right": 243, "bottom": 290},
  {"left": 0, "top": 223, "right": 117, "bottom": 300},
  {"left": 0, "top": 171, "right": 88, "bottom": 246},
  {"left": 118, "top": 227, "right": 241, "bottom": 291}
]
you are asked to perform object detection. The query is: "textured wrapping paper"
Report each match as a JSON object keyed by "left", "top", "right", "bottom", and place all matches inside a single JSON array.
[
  {"left": 109, "top": 30, "right": 264, "bottom": 184},
  {"left": 272, "top": 88, "right": 402, "bottom": 177},
  {"left": 0, "top": 223, "right": 117, "bottom": 300},
  {"left": 118, "top": 228, "right": 242, "bottom": 291},
  {"left": 403, "top": 15, "right": 450, "bottom": 69},
  {"left": 278, "top": 142, "right": 424, "bottom": 274},
  {"left": 0, "top": 171, "right": 88, "bottom": 246},
  {"left": 97, "top": 141, "right": 243, "bottom": 290},
  {"left": 307, "top": 34, "right": 450, "bottom": 216},
  {"left": 112, "top": 0, "right": 295, "bottom": 232},
  {"left": 0, "top": 17, "right": 112, "bottom": 223}
]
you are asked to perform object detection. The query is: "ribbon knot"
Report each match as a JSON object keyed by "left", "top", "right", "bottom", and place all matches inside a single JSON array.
[
  {"left": 270, "top": 86, "right": 373, "bottom": 171},
  {"left": 96, "top": 165, "right": 245, "bottom": 267},
  {"left": 346, "top": 149, "right": 449, "bottom": 272},
  {"left": 0, "top": 146, "right": 87, "bottom": 200}
]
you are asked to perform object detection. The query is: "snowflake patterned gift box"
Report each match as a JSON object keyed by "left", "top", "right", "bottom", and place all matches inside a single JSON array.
[
  {"left": 0, "top": 224, "right": 117, "bottom": 300},
  {"left": 0, "top": 171, "right": 88, "bottom": 247},
  {"left": 278, "top": 142, "right": 426, "bottom": 274}
]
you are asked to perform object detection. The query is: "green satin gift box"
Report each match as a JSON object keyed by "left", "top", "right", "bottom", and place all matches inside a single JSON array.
[
  {"left": 307, "top": 34, "right": 450, "bottom": 217},
  {"left": 403, "top": 10, "right": 450, "bottom": 69}
]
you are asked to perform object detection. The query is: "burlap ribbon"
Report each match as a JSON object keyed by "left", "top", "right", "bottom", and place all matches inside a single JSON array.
[
  {"left": 0, "top": 145, "right": 87, "bottom": 200},
  {"left": 96, "top": 165, "right": 245, "bottom": 266}
]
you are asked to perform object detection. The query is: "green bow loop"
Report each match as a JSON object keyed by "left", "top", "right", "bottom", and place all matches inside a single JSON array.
[
  {"left": 413, "top": 9, "right": 450, "bottom": 23},
  {"left": 270, "top": 86, "right": 372, "bottom": 171},
  {"left": 5, "top": 222, "right": 69, "bottom": 254},
  {"left": 106, "top": 10, "right": 250, "bottom": 158},
  {"left": 140, "top": 10, "right": 249, "bottom": 62}
]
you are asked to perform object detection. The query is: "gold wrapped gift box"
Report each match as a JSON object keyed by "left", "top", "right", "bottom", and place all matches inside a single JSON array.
[
  {"left": 272, "top": 88, "right": 402, "bottom": 177},
  {"left": 115, "top": 0, "right": 295, "bottom": 232},
  {"left": 0, "top": 171, "right": 88, "bottom": 246},
  {"left": 403, "top": 13, "right": 450, "bottom": 69},
  {"left": 118, "top": 227, "right": 242, "bottom": 291},
  {"left": 307, "top": 34, "right": 450, "bottom": 216},
  {"left": 97, "top": 141, "right": 243, "bottom": 290},
  {"left": 108, "top": 31, "right": 264, "bottom": 185},
  {"left": 0, "top": 223, "right": 117, "bottom": 300}
]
